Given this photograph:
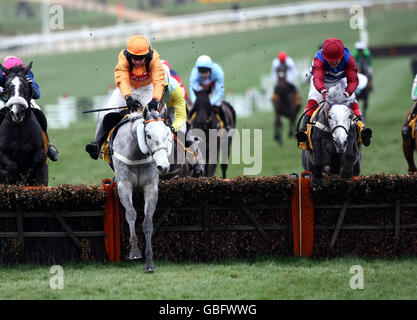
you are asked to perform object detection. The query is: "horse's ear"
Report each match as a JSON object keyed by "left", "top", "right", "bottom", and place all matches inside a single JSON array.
[
  {"left": 0, "top": 64, "right": 9, "bottom": 76},
  {"left": 23, "top": 61, "right": 33, "bottom": 75},
  {"left": 193, "top": 89, "right": 198, "bottom": 96},
  {"left": 143, "top": 105, "right": 149, "bottom": 120}
]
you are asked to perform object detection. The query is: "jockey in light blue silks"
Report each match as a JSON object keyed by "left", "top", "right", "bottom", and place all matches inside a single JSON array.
[{"left": 189, "top": 55, "right": 229, "bottom": 129}]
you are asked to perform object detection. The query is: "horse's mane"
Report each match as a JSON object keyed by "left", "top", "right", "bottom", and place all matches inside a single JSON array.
[{"left": 326, "top": 84, "right": 355, "bottom": 106}]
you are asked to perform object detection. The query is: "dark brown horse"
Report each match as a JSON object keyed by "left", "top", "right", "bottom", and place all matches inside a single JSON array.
[
  {"left": 189, "top": 89, "right": 236, "bottom": 178},
  {"left": 272, "top": 64, "right": 300, "bottom": 144},
  {"left": 402, "top": 102, "right": 417, "bottom": 173}
]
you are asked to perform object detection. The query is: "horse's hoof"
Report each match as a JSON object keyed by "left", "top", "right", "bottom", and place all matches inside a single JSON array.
[
  {"left": 144, "top": 264, "right": 155, "bottom": 273},
  {"left": 129, "top": 248, "right": 142, "bottom": 260}
]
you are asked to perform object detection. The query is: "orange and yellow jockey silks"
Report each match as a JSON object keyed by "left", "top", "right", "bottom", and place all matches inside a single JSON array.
[{"left": 114, "top": 48, "right": 166, "bottom": 101}]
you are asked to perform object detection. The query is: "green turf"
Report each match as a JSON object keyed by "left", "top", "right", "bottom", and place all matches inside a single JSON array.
[
  {"left": 39, "top": 9, "right": 417, "bottom": 185},
  {"left": 0, "top": 256, "right": 416, "bottom": 299}
]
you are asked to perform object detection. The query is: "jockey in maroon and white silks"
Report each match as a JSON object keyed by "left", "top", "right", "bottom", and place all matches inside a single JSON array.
[{"left": 296, "top": 37, "right": 372, "bottom": 148}]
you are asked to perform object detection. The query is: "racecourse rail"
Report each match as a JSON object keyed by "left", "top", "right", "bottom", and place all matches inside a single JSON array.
[
  {"left": 0, "top": 173, "right": 416, "bottom": 264},
  {"left": 1, "top": 0, "right": 417, "bottom": 56}
]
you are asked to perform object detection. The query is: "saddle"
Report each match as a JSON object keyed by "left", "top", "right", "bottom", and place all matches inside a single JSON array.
[
  {"left": 300, "top": 106, "right": 363, "bottom": 151},
  {"left": 101, "top": 114, "right": 131, "bottom": 165}
]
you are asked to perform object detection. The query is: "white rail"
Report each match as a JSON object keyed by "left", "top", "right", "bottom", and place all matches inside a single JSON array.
[{"left": 1, "top": 0, "right": 415, "bottom": 56}]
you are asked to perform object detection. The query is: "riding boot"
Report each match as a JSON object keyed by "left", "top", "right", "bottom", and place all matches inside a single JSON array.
[
  {"left": 403, "top": 103, "right": 417, "bottom": 137},
  {"left": 43, "top": 130, "right": 59, "bottom": 161},
  {"left": 296, "top": 115, "right": 311, "bottom": 148},
  {"left": 85, "top": 121, "right": 108, "bottom": 160},
  {"left": 356, "top": 115, "right": 372, "bottom": 147},
  {"left": 402, "top": 124, "right": 412, "bottom": 137}
]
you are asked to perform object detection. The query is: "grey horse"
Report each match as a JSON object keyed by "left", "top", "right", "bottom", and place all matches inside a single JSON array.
[
  {"left": 111, "top": 106, "right": 171, "bottom": 272},
  {"left": 302, "top": 85, "right": 362, "bottom": 187}
]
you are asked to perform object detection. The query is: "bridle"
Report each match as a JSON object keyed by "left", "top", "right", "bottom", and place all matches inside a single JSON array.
[
  {"left": 144, "top": 117, "right": 169, "bottom": 156},
  {"left": 324, "top": 103, "right": 352, "bottom": 137}
]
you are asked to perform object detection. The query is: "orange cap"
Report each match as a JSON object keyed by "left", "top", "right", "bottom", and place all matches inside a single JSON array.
[{"left": 126, "top": 35, "right": 150, "bottom": 55}]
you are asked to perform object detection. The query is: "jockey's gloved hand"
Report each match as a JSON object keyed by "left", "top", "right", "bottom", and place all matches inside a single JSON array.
[
  {"left": 147, "top": 98, "right": 159, "bottom": 111},
  {"left": 320, "top": 89, "right": 328, "bottom": 100},
  {"left": 125, "top": 95, "right": 137, "bottom": 113}
]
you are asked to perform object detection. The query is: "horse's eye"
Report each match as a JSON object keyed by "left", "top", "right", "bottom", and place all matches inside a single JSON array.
[
  {"left": 146, "top": 134, "right": 151, "bottom": 139},
  {"left": 328, "top": 116, "right": 332, "bottom": 120}
]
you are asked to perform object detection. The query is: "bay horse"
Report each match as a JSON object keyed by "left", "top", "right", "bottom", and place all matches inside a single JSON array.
[
  {"left": 189, "top": 89, "right": 236, "bottom": 178},
  {"left": 272, "top": 63, "right": 300, "bottom": 144},
  {"left": 0, "top": 62, "right": 48, "bottom": 185},
  {"left": 402, "top": 102, "right": 417, "bottom": 173},
  {"left": 302, "top": 85, "right": 362, "bottom": 187}
]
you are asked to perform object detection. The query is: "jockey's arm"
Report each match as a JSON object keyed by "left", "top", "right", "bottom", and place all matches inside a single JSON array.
[
  {"left": 312, "top": 58, "right": 326, "bottom": 93},
  {"left": 114, "top": 50, "right": 133, "bottom": 98},
  {"left": 286, "top": 57, "right": 298, "bottom": 85},
  {"left": 189, "top": 67, "right": 200, "bottom": 104},
  {"left": 167, "top": 86, "right": 187, "bottom": 132},
  {"left": 412, "top": 74, "right": 417, "bottom": 101},
  {"left": 344, "top": 56, "right": 359, "bottom": 96},
  {"left": 27, "top": 71, "right": 40, "bottom": 99},
  {"left": 271, "top": 58, "right": 279, "bottom": 83},
  {"left": 210, "top": 66, "right": 225, "bottom": 106}
]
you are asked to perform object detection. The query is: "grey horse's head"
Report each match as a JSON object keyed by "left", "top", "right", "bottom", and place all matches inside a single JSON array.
[
  {"left": 142, "top": 106, "right": 171, "bottom": 175},
  {"left": 326, "top": 84, "right": 355, "bottom": 153}
]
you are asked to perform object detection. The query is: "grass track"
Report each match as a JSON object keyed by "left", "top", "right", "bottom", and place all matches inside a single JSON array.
[{"left": 0, "top": 256, "right": 416, "bottom": 299}]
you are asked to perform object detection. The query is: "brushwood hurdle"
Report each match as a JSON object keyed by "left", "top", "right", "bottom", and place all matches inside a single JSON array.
[{"left": 0, "top": 173, "right": 417, "bottom": 263}]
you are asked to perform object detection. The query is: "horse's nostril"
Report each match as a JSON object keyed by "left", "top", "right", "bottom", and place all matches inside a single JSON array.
[{"left": 157, "top": 165, "right": 162, "bottom": 172}]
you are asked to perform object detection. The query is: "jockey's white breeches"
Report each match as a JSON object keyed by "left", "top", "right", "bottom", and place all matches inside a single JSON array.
[
  {"left": 307, "top": 77, "right": 356, "bottom": 103},
  {"left": 105, "top": 84, "right": 154, "bottom": 112}
]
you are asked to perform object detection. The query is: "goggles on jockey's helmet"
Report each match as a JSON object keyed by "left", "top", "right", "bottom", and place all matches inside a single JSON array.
[
  {"left": 322, "top": 37, "right": 345, "bottom": 62},
  {"left": 126, "top": 35, "right": 150, "bottom": 56},
  {"left": 195, "top": 55, "right": 212, "bottom": 69},
  {"left": 198, "top": 67, "right": 211, "bottom": 74}
]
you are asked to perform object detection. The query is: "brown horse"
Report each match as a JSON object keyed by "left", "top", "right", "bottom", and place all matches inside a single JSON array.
[
  {"left": 189, "top": 89, "right": 236, "bottom": 178},
  {"left": 272, "top": 64, "right": 301, "bottom": 145},
  {"left": 402, "top": 102, "right": 417, "bottom": 173}
]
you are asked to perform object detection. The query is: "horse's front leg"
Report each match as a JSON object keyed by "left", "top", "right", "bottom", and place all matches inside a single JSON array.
[
  {"left": 117, "top": 180, "right": 142, "bottom": 260},
  {"left": 143, "top": 182, "right": 158, "bottom": 272}
]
